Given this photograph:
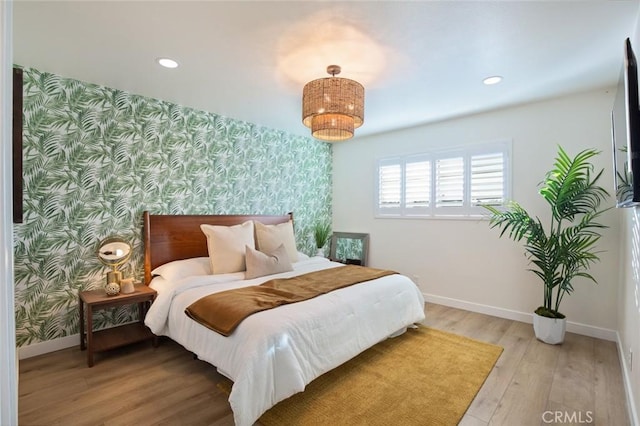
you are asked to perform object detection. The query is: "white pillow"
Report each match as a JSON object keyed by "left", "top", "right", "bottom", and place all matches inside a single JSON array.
[
  {"left": 245, "top": 244, "right": 293, "bottom": 280},
  {"left": 254, "top": 220, "right": 299, "bottom": 262},
  {"left": 151, "top": 257, "right": 211, "bottom": 282},
  {"left": 200, "top": 221, "right": 255, "bottom": 274}
]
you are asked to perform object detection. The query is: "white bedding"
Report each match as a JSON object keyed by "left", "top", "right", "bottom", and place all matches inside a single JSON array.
[{"left": 145, "top": 256, "right": 425, "bottom": 426}]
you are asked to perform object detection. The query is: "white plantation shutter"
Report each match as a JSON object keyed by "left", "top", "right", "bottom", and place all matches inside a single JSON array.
[
  {"left": 435, "top": 156, "right": 464, "bottom": 208},
  {"left": 377, "top": 159, "right": 402, "bottom": 215},
  {"left": 405, "top": 156, "right": 431, "bottom": 212},
  {"left": 471, "top": 152, "right": 505, "bottom": 206},
  {"left": 375, "top": 141, "right": 510, "bottom": 218}
]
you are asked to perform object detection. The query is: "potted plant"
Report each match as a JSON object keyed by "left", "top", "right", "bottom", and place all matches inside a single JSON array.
[
  {"left": 484, "top": 146, "right": 609, "bottom": 344},
  {"left": 313, "top": 222, "right": 332, "bottom": 257}
]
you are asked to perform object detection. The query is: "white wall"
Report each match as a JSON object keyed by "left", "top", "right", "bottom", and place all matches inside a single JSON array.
[
  {"left": 333, "top": 88, "right": 620, "bottom": 335},
  {"left": 618, "top": 207, "right": 640, "bottom": 424},
  {"left": 616, "top": 14, "right": 640, "bottom": 425}
]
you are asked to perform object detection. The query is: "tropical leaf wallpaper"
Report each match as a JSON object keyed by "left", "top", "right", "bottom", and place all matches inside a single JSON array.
[{"left": 14, "top": 67, "right": 332, "bottom": 347}]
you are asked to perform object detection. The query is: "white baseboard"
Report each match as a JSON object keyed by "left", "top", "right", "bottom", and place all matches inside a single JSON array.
[
  {"left": 423, "top": 293, "right": 618, "bottom": 342},
  {"left": 18, "top": 295, "right": 617, "bottom": 357},
  {"left": 18, "top": 334, "right": 79, "bottom": 360},
  {"left": 616, "top": 332, "right": 639, "bottom": 426}
]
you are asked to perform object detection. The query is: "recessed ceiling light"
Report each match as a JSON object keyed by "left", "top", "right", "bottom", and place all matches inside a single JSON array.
[
  {"left": 483, "top": 76, "right": 503, "bottom": 85},
  {"left": 157, "top": 58, "right": 179, "bottom": 69}
]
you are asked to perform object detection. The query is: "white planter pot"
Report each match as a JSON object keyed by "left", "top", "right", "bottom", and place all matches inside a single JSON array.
[
  {"left": 315, "top": 248, "right": 325, "bottom": 257},
  {"left": 532, "top": 312, "right": 566, "bottom": 344}
]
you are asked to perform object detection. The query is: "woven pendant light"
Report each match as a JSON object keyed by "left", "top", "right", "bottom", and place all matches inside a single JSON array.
[{"left": 302, "top": 65, "right": 364, "bottom": 142}]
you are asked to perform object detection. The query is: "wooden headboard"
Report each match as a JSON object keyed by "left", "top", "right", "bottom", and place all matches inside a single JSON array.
[{"left": 142, "top": 211, "right": 294, "bottom": 285}]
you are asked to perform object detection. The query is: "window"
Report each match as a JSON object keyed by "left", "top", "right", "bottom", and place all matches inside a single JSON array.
[
  {"left": 377, "top": 158, "right": 402, "bottom": 215},
  {"left": 435, "top": 156, "right": 464, "bottom": 209},
  {"left": 375, "top": 141, "right": 511, "bottom": 218},
  {"left": 470, "top": 151, "right": 506, "bottom": 207},
  {"left": 405, "top": 155, "right": 431, "bottom": 214}
]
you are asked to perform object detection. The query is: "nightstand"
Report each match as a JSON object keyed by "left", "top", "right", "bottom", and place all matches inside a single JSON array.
[{"left": 79, "top": 285, "right": 157, "bottom": 367}]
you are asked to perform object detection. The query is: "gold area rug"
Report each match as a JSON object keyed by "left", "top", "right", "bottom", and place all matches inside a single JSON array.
[{"left": 223, "top": 326, "right": 503, "bottom": 426}]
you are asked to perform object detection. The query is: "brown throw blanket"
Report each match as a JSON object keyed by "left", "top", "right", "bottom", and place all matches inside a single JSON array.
[{"left": 185, "top": 265, "right": 398, "bottom": 336}]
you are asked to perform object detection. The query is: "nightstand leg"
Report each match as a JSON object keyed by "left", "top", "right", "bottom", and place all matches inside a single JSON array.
[
  {"left": 79, "top": 295, "right": 85, "bottom": 350},
  {"left": 86, "top": 304, "right": 94, "bottom": 367},
  {"left": 138, "top": 301, "right": 158, "bottom": 347}
]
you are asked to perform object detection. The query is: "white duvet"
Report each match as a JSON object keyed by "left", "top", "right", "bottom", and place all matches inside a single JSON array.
[{"left": 145, "top": 257, "right": 425, "bottom": 426}]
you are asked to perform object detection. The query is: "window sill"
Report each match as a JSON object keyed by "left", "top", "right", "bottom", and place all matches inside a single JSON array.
[{"left": 374, "top": 214, "right": 490, "bottom": 221}]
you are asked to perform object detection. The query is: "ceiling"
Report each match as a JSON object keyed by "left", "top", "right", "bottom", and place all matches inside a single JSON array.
[{"left": 13, "top": 1, "right": 640, "bottom": 140}]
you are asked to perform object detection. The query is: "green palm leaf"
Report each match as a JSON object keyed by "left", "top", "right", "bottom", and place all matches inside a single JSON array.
[
  {"left": 484, "top": 146, "right": 609, "bottom": 317},
  {"left": 539, "top": 146, "right": 608, "bottom": 221}
]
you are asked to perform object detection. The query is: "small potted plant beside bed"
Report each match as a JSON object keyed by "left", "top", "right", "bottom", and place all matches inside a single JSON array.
[
  {"left": 313, "top": 221, "right": 332, "bottom": 257},
  {"left": 484, "top": 146, "right": 609, "bottom": 344}
]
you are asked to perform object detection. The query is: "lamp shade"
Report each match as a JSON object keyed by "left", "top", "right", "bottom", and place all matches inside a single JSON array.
[
  {"left": 302, "top": 65, "right": 364, "bottom": 142},
  {"left": 311, "top": 114, "right": 354, "bottom": 141}
]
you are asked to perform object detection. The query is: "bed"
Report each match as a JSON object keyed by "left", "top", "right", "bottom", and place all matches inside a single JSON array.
[{"left": 142, "top": 211, "right": 426, "bottom": 426}]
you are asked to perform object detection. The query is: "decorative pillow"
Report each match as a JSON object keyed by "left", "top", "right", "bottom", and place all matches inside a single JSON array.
[
  {"left": 254, "top": 220, "right": 299, "bottom": 262},
  {"left": 151, "top": 257, "right": 212, "bottom": 282},
  {"left": 200, "top": 221, "right": 255, "bottom": 274},
  {"left": 245, "top": 244, "right": 293, "bottom": 280}
]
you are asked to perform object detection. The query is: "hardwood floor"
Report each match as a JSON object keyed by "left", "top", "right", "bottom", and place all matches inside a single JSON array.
[{"left": 18, "top": 303, "right": 629, "bottom": 426}]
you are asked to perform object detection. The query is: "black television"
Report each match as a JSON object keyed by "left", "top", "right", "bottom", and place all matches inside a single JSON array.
[{"left": 612, "top": 38, "right": 640, "bottom": 207}]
